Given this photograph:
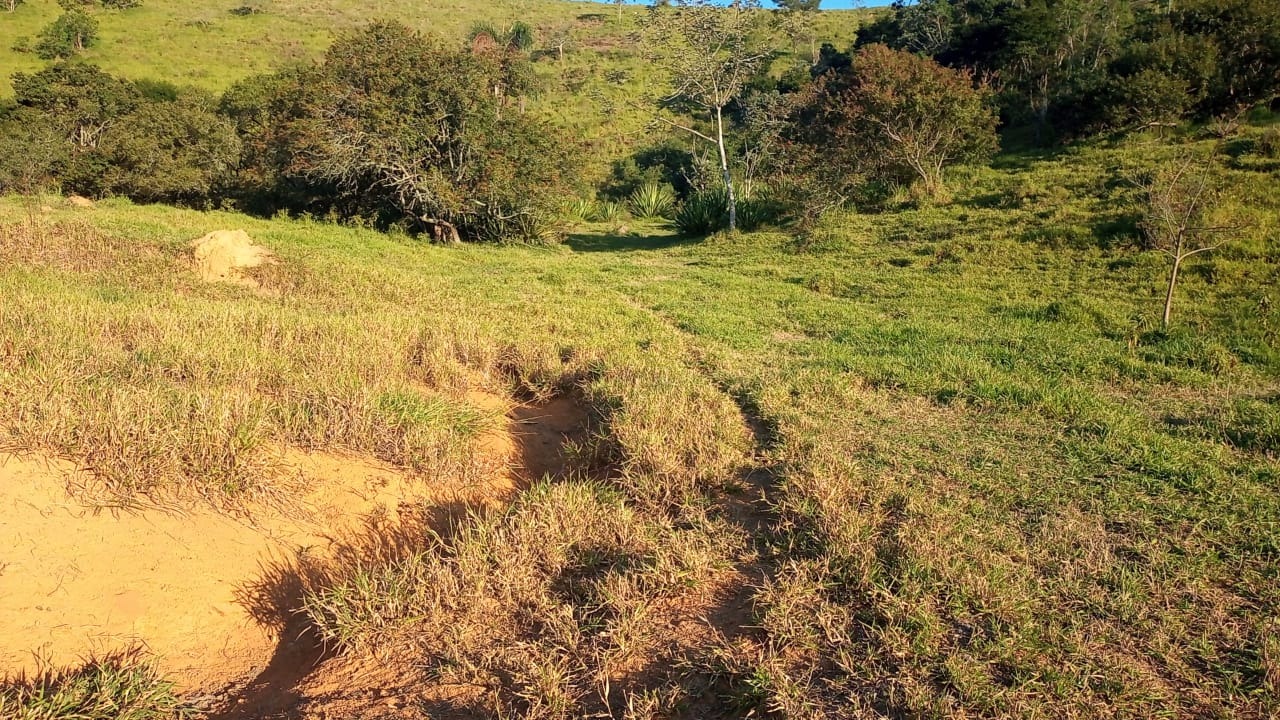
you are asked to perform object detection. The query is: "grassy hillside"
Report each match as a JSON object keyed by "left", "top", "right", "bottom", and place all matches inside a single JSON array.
[
  {"left": 2, "top": 121, "right": 1278, "bottom": 716},
  {"left": 0, "top": 0, "right": 867, "bottom": 185}
]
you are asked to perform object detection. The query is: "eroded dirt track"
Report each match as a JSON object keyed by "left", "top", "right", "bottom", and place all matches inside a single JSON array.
[{"left": 0, "top": 391, "right": 588, "bottom": 704}]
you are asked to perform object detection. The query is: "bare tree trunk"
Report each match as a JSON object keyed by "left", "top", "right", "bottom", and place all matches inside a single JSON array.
[
  {"left": 424, "top": 217, "right": 461, "bottom": 244},
  {"left": 1162, "top": 254, "right": 1181, "bottom": 328},
  {"left": 715, "top": 105, "right": 736, "bottom": 231}
]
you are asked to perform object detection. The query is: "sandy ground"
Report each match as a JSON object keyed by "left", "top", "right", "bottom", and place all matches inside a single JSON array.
[
  {"left": 0, "top": 389, "right": 593, "bottom": 699},
  {"left": 190, "top": 230, "right": 273, "bottom": 286}
]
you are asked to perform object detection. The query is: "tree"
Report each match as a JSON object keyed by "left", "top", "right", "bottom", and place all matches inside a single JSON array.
[
  {"left": 35, "top": 8, "right": 98, "bottom": 59},
  {"left": 614, "top": 0, "right": 626, "bottom": 21},
  {"left": 793, "top": 44, "right": 998, "bottom": 199},
  {"left": 0, "top": 108, "right": 66, "bottom": 195},
  {"left": 4, "top": 0, "right": 25, "bottom": 14},
  {"left": 285, "top": 22, "right": 571, "bottom": 242},
  {"left": 640, "top": 0, "right": 772, "bottom": 231},
  {"left": 1176, "top": 0, "right": 1280, "bottom": 116},
  {"left": 1002, "top": 0, "right": 1132, "bottom": 142},
  {"left": 99, "top": 91, "right": 240, "bottom": 203},
  {"left": 12, "top": 64, "right": 140, "bottom": 151},
  {"left": 773, "top": 0, "right": 820, "bottom": 64},
  {"left": 1136, "top": 151, "right": 1240, "bottom": 328},
  {"left": 543, "top": 23, "right": 574, "bottom": 62},
  {"left": 893, "top": 0, "right": 954, "bottom": 56}
]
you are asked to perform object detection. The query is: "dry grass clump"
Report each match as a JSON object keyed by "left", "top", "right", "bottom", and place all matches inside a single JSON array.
[
  {"left": 0, "top": 217, "right": 166, "bottom": 277},
  {"left": 0, "top": 220, "right": 495, "bottom": 503},
  {"left": 298, "top": 481, "right": 741, "bottom": 718}
]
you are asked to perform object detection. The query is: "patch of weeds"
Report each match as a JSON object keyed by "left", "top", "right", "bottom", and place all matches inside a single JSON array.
[{"left": 0, "top": 649, "right": 188, "bottom": 720}]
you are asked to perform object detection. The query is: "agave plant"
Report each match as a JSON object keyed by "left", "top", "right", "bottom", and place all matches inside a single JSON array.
[
  {"left": 627, "top": 182, "right": 676, "bottom": 219},
  {"left": 672, "top": 188, "right": 729, "bottom": 236},
  {"left": 568, "top": 198, "right": 598, "bottom": 222},
  {"left": 595, "top": 200, "right": 626, "bottom": 223}
]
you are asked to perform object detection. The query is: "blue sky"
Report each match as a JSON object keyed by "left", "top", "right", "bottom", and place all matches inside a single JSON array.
[{"left": 593, "top": 1, "right": 894, "bottom": 9}]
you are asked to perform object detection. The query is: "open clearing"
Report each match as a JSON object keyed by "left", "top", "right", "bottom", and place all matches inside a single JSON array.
[
  {"left": 0, "top": 0, "right": 1277, "bottom": 717},
  {"left": 1, "top": 131, "right": 1277, "bottom": 714}
]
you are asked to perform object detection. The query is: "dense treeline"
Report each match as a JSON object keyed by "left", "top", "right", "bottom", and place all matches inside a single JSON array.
[
  {"left": 0, "top": 0, "right": 1276, "bottom": 240},
  {"left": 0, "top": 21, "right": 572, "bottom": 241},
  {"left": 855, "top": 0, "right": 1279, "bottom": 138}
]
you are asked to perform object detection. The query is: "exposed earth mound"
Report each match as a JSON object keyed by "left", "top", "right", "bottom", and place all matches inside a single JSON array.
[{"left": 191, "top": 230, "right": 274, "bottom": 286}]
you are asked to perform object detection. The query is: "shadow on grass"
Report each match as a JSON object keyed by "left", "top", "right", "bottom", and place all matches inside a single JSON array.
[{"left": 565, "top": 230, "right": 697, "bottom": 253}]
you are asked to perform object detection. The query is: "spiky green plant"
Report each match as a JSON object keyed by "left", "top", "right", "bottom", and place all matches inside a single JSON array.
[
  {"left": 672, "top": 188, "right": 728, "bottom": 236},
  {"left": 627, "top": 182, "right": 676, "bottom": 219},
  {"left": 595, "top": 200, "right": 625, "bottom": 223},
  {"left": 568, "top": 198, "right": 599, "bottom": 222}
]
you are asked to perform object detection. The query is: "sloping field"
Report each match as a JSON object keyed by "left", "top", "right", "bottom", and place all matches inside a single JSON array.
[{"left": 1, "top": 125, "right": 1278, "bottom": 717}]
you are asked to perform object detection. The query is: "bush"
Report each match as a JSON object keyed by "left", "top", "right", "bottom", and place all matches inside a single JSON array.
[
  {"left": 233, "top": 21, "right": 575, "bottom": 242},
  {"left": 789, "top": 44, "right": 998, "bottom": 199},
  {"left": 34, "top": 9, "right": 98, "bottom": 59},
  {"left": 602, "top": 142, "right": 697, "bottom": 201},
  {"left": 627, "top": 182, "right": 676, "bottom": 219},
  {"left": 672, "top": 188, "right": 784, "bottom": 236},
  {"left": 567, "top": 197, "right": 598, "bottom": 222},
  {"left": 673, "top": 188, "right": 727, "bottom": 236},
  {"left": 98, "top": 92, "right": 241, "bottom": 203},
  {"left": 1258, "top": 127, "right": 1280, "bottom": 159},
  {"left": 595, "top": 200, "right": 625, "bottom": 223}
]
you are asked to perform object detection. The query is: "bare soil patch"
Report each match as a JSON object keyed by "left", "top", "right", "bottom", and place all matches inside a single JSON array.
[
  {"left": 190, "top": 230, "right": 274, "bottom": 286},
  {"left": 0, "top": 390, "right": 596, "bottom": 717}
]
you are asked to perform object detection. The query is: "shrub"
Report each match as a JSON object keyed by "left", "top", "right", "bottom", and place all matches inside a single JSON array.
[
  {"left": 789, "top": 44, "right": 998, "bottom": 200},
  {"left": 98, "top": 92, "right": 241, "bottom": 203},
  {"left": 237, "top": 21, "right": 574, "bottom": 242},
  {"left": 627, "top": 182, "right": 676, "bottom": 219},
  {"left": 567, "top": 197, "right": 598, "bottom": 222},
  {"left": 34, "top": 9, "right": 98, "bottom": 59},
  {"left": 673, "top": 188, "right": 728, "bottom": 236},
  {"left": 1258, "top": 127, "right": 1280, "bottom": 159},
  {"left": 595, "top": 200, "right": 625, "bottom": 223}
]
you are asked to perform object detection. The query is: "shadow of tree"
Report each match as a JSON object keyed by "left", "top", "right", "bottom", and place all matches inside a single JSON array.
[{"left": 564, "top": 230, "right": 696, "bottom": 253}]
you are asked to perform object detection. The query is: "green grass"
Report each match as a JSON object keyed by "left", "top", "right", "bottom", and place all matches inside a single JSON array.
[
  {"left": 0, "top": 650, "right": 187, "bottom": 720},
  {"left": 2, "top": 96, "right": 1279, "bottom": 720}
]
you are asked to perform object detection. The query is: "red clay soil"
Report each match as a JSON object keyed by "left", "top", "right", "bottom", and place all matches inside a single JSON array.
[{"left": 0, "top": 391, "right": 591, "bottom": 718}]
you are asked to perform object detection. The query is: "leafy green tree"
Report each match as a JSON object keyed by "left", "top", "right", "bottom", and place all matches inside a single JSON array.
[
  {"left": 1002, "top": 0, "right": 1132, "bottom": 142},
  {"left": 35, "top": 8, "right": 98, "bottom": 59},
  {"left": 6, "top": 64, "right": 236, "bottom": 201},
  {"left": 639, "top": 0, "right": 773, "bottom": 231},
  {"left": 792, "top": 44, "right": 998, "bottom": 199},
  {"left": 100, "top": 92, "right": 239, "bottom": 202},
  {"left": 1176, "top": 0, "right": 1280, "bottom": 115},
  {"left": 263, "top": 22, "right": 571, "bottom": 241},
  {"left": 12, "top": 64, "right": 140, "bottom": 151},
  {"left": 0, "top": 108, "right": 67, "bottom": 194}
]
